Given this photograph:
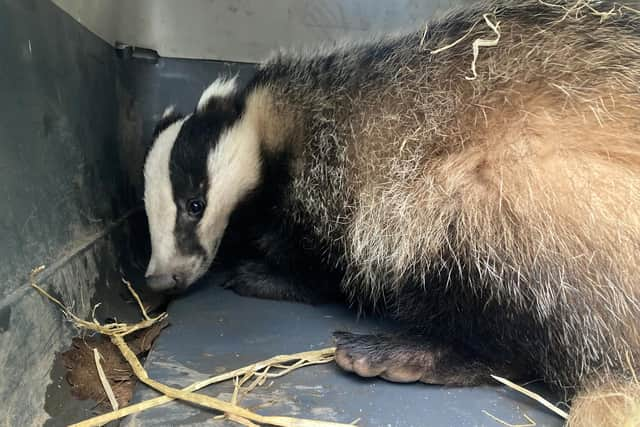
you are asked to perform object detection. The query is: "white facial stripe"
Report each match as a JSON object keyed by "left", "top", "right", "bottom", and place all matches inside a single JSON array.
[
  {"left": 197, "top": 115, "right": 262, "bottom": 256},
  {"left": 196, "top": 75, "right": 238, "bottom": 112},
  {"left": 143, "top": 117, "right": 186, "bottom": 276}
]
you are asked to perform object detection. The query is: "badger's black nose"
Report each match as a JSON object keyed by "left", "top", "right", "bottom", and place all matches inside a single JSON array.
[{"left": 146, "top": 273, "right": 186, "bottom": 293}]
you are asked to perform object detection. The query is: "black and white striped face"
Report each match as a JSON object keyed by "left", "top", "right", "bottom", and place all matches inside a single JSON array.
[{"left": 143, "top": 77, "right": 262, "bottom": 293}]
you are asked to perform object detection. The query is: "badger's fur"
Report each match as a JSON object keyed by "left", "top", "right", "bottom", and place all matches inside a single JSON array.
[{"left": 144, "top": 1, "right": 640, "bottom": 424}]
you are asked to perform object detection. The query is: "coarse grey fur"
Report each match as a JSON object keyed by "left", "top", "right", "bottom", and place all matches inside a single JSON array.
[{"left": 144, "top": 1, "right": 640, "bottom": 424}]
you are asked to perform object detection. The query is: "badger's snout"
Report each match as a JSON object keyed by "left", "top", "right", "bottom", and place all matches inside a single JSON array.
[
  {"left": 145, "top": 253, "right": 209, "bottom": 294},
  {"left": 146, "top": 273, "right": 188, "bottom": 293}
]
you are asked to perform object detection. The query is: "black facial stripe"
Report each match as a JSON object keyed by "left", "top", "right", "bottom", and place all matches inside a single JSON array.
[
  {"left": 168, "top": 102, "right": 242, "bottom": 257},
  {"left": 174, "top": 209, "right": 207, "bottom": 256},
  {"left": 145, "top": 111, "right": 184, "bottom": 160},
  {"left": 152, "top": 111, "right": 184, "bottom": 139}
]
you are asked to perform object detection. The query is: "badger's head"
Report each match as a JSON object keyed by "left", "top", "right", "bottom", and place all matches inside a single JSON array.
[{"left": 143, "top": 76, "right": 262, "bottom": 293}]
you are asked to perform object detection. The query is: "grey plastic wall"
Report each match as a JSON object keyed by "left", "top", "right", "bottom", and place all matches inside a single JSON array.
[
  {"left": 0, "top": 0, "right": 144, "bottom": 424},
  {"left": 0, "top": 1, "right": 255, "bottom": 424},
  {"left": 52, "top": 0, "right": 475, "bottom": 62}
]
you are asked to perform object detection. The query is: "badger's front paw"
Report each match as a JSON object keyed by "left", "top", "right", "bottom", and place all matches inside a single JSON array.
[
  {"left": 333, "top": 331, "right": 500, "bottom": 386},
  {"left": 333, "top": 331, "right": 436, "bottom": 382},
  {"left": 221, "top": 261, "right": 316, "bottom": 304}
]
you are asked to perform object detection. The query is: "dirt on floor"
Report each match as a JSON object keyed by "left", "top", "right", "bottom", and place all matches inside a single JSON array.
[{"left": 61, "top": 319, "right": 168, "bottom": 410}]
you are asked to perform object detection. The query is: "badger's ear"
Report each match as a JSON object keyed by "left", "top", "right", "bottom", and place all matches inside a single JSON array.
[
  {"left": 196, "top": 75, "right": 239, "bottom": 114},
  {"left": 161, "top": 104, "right": 176, "bottom": 119},
  {"left": 152, "top": 105, "right": 183, "bottom": 139}
]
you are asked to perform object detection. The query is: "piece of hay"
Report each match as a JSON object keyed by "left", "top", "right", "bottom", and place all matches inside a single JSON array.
[
  {"left": 465, "top": 14, "right": 501, "bottom": 81},
  {"left": 30, "top": 266, "right": 167, "bottom": 337},
  {"left": 430, "top": 0, "right": 640, "bottom": 82},
  {"left": 427, "top": 12, "right": 500, "bottom": 81},
  {"left": 482, "top": 410, "right": 536, "bottom": 427},
  {"left": 491, "top": 375, "right": 569, "bottom": 420},
  {"left": 429, "top": 20, "right": 480, "bottom": 54},
  {"left": 73, "top": 347, "right": 339, "bottom": 427},
  {"left": 108, "top": 333, "right": 349, "bottom": 427},
  {"left": 419, "top": 23, "right": 429, "bottom": 48},
  {"left": 107, "top": 334, "right": 348, "bottom": 427},
  {"left": 227, "top": 413, "right": 261, "bottom": 427},
  {"left": 93, "top": 348, "right": 119, "bottom": 411},
  {"left": 538, "top": 0, "right": 640, "bottom": 22},
  {"left": 31, "top": 266, "right": 352, "bottom": 427}
]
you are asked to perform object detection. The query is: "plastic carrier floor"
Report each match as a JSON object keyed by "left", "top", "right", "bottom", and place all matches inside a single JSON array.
[{"left": 122, "top": 275, "right": 565, "bottom": 427}]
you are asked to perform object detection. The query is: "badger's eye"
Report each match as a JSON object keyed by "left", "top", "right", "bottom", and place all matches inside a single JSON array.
[{"left": 186, "top": 198, "right": 205, "bottom": 217}]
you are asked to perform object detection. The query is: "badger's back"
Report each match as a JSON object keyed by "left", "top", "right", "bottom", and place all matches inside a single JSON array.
[{"left": 247, "top": 0, "right": 640, "bottom": 391}]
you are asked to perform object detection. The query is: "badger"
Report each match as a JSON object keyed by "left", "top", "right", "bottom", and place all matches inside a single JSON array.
[{"left": 143, "top": 1, "right": 640, "bottom": 425}]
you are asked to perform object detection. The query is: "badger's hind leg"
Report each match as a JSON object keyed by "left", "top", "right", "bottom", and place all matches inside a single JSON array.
[
  {"left": 333, "top": 331, "right": 527, "bottom": 386},
  {"left": 568, "top": 380, "right": 640, "bottom": 427}
]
